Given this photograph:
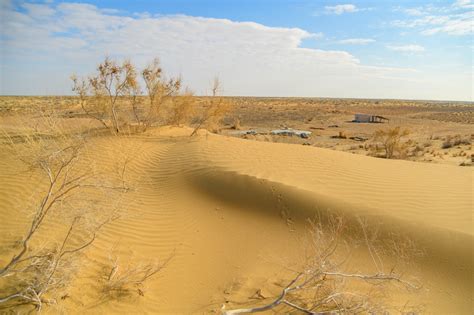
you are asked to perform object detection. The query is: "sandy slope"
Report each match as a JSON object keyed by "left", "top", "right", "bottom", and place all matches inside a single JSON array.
[{"left": 0, "top": 126, "right": 472, "bottom": 314}]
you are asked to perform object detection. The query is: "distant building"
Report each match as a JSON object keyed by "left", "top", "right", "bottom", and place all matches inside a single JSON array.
[{"left": 354, "top": 114, "right": 389, "bottom": 123}]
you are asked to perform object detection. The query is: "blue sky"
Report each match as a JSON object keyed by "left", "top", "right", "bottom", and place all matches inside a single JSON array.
[{"left": 1, "top": 0, "right": 472, "bottom": 100}]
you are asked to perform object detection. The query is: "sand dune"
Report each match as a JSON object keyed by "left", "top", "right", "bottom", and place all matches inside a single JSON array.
[{"left": 0, "top": 126, "right": 472, "bottom": 313}]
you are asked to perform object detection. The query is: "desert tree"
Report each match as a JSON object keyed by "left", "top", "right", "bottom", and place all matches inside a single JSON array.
[
  {"left": 137, "top": 58, "right": 183, "bottom": 131},
  {"left": 73, "top": 57, "right": 189, "bottom": 133},
  {"left": 190, "top": 77, "right": 232, "bottom": 136},
  {"left": 0, "top": 107, "right": 129, "bottom": 311},
  {"left": 222, "top": 216, "right": 421, "bottom": 314},
  {"left": 72, "top": 57, "right": 139, "bottom": 135},
  {"left": 370, "top": 127, "right": 410, "bottom": 159}
]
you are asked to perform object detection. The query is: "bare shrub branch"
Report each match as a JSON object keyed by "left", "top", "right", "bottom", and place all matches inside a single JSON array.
[
  {"left": 191, "top": 77, "right": 232, "bottom": 136},
  {"left": 223, "top": 217, "right": 421, "bottom": 314},
  {"left": 0, "top": 108, "right": 130, "bottom": 311},
  {"left": 72, "top": 57, "right": 139, "bottom": 135},
  {"left": 97, "top": 248, "right": 173, "bottom": 300},
  {"left": 139, "top": 58, "right": 183, "bottom": 131}
]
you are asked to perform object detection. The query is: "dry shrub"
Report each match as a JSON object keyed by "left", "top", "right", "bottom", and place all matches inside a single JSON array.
[
  {"left": 441, "top": 135, "right": 471, "bottom": 149},
  {"left": 332, "top": 131, "right": 348, "bottom": 139},
  {"left": 191, "top": 78, "right": 232, "bottom": 136},
  {"left": 0, "top": 109, "right": 129, "bottom": 311},
  {"left": 410, "top": 143, "right": 424, "bottom": 157},
  {"left": 135, "top": 58, "right": 183, "bottom": 130},
  {"left": 223, "top": 216, "right": 422, "bottom": 314},
  {"left": 97, "top": 247, "right": 172, "bottom": 300},
  {"left": 370, "top": 127, "right": 410, "bottom": 159},
  {"left": 166, "top": 89, "right": 196, "bottom": 126},
  {"left": 230, "top": 117, "right": 241, "bottom": 130},
  {"left": 72, "top": 57, "right": 139, "bottom": 134},
  {"left": 72, "top": 57, "right": 192, "bottom": 134}
]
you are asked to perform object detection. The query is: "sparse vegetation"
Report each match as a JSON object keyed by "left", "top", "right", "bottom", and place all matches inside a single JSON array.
[
  {"left": 190, "top": 78, "right": 232, "bottom": 136},
  {"left": 72, "top": 58, "right": 231, "bottom": 135},
  {"left": 0, "top": 108, "right": 136, "bottom": 311},
  {"left": 441, "top": 134, "right": 471, "bottom": 149},
  {"left": 410, "top": 143, "right": 424, "bottom": 157},
  {"left": 166, "top": 89, "right": 196, "bottom": 126},
  {"left": 223, "top": 217, "right": 421, "bottom": 314},
  {"left": 98, "top": 248, "right": 172, "bottom": 299},
  {"left": 332, "top": 130, "right": 348, "bottom": 139},
  {"left": 0, "top": 94, "right": 471, "bottom": 313},
  {"left": 72, "top": 57, "right": 139, "bottom": 134},
  {"left": 369, "top": 127, "right": 410, "bottom": 159},
  {"left": 134, "top": 58, "right": 185, "bottom": 131},
  {"left": 230, "top": 117, "right": 241, "bottom": 130}
]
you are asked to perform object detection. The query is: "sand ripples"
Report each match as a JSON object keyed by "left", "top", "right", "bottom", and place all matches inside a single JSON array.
[{"left": 1, "top": 129, "right": 472, "bottom": 313}]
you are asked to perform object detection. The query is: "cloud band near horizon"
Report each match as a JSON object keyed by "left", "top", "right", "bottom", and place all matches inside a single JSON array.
[{"left": 0, "top": 1, "right": 472, "bottom": 101}]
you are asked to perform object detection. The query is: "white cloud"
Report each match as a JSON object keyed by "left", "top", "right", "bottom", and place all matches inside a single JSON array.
[
  {"left": 392, "top": 2, "right": 473, "bottom": 36},
  {"left": 404, "top": 8, "right": 425, "bottom": 16},
  {"left": 22, "top": 3, "right": 55, "bottom": 17},
  {"left": 454, "top": 0, "right": 474, "bottom": 9},
  {"left": 325, "top": 4, "right": 358, "bottom": 15},
  {"left": 392, "top": 15, "right": 449, "bottom": 28},
  {"left": 387, "top": 44, "right": 425, "bottom": 53},
  {"left": 0, "top": 2, "right": 471, "bottom": 101},
  {"left": 420, "top": 12, "right": 473, "bottom": 35},
  {"left": 337, "top": 38, "right": 375, "bottom": 45}
]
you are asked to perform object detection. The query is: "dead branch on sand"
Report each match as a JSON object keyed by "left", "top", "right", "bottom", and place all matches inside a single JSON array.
[
  {"left": 97, "top": 248, "right": 174, "bottom": 299},
  {"left": 223, "top": 217, "right": 421, "bottom": 314},
  {"left": 0, "top": 109, "right": 130, "bottom": 311}
]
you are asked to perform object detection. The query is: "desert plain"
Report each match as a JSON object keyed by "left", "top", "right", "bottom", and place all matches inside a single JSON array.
[{"left": 0, "top": 95, "right": 472, "bottom": 314}]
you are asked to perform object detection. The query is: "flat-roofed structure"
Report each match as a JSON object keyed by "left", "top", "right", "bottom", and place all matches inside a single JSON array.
[{"left": 354, "top": 114, "right": 389, "bottom": 123}]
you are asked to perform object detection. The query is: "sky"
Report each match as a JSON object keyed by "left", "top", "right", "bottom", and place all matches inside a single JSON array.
[{"left": 0, "top": 0, "right": 472, "bottom": 101}]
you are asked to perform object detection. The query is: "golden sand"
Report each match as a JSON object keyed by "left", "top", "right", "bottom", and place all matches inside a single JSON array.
[{"left": 0, "top": 126, "right": 472, "bottom": 313}]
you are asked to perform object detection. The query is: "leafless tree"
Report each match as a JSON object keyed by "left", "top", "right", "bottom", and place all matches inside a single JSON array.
[{"left": 72, "top": 57, "right": 139, "bottom": 135}]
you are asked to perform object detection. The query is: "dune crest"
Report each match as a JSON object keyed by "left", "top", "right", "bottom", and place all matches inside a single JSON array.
[{"left": 1, "top": 127, "right": 472, "bottom": 313}]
